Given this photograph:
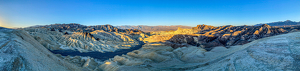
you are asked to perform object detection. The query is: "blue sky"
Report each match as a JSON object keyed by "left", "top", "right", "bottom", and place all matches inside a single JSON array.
[{"left": 0, "top": 0, "right": 300, "bottom": 28}]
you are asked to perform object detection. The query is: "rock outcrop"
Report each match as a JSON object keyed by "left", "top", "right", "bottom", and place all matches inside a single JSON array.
[
  {"left": 143, "top": 27, "right": 198, "bottom": 43},
  {"left": 55, "top": 55, "right": 105, "bottom": 71},
  {"left": 192, "top": 24, "right": 216, "bottom": 30},
  {"left": 0, "top": 27, "right": 84, "bottom": 71},
  {"left": 167, "top": 24, "right": 290, "bottom": 50}
]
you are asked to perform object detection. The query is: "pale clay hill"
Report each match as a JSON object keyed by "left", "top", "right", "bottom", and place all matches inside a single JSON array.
[
  {"left": 1, "top": 23, "right": 300, "bottom": 71},
  {"left": 0, "top": 27, "right": 118, "bottom": 71},
  {"left": 25, "top": 24, "right": 149, "bottom": 53},
  {"left": 21, "top": 28, "right": 141, "bottom": 53}
]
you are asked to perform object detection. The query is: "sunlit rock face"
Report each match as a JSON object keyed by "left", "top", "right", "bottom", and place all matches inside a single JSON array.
[
  {"left": 0, "top": 27, "right": 83, "bottom": 71},
  {"left": 99, "top": 32, "right": 300, "bottom": 71},
  {"left": 90, "top": 30, "right": 136, "bottom": 42},
  {"left": 143, "top": 27, "right": 198, "bottom": 43},
  {"left": 143, "top": 24, "right": 292, "bottom": 50},
  {"left": 192, "top": 24, "right": 216, "bottom": 30},
  {"left": 166, "top": 24, "right": 291, "bottom": 50},
  {"left": 20, "top": 28, "right": 140, "bottom": 52}
]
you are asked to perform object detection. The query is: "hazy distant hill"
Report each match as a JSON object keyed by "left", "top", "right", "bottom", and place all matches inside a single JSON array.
[
  {"left": 255, "top": 20, "right": 300, "bottom": 27},
  {"left": 116, "top": 25, "right": 192, "bottom": 32}
]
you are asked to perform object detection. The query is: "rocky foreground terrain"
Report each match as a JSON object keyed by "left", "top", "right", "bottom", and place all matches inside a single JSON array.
[
  {"left": 1, "top": 23, "right": 300, "bottom": 71},
  {"left": 0, "top": 27, "right": 84, "bottom": 71}
]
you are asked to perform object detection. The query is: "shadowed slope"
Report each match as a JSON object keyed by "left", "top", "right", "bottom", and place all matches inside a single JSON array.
[{"left": 165, "top": 24, "right": 291, "bottom": 50}]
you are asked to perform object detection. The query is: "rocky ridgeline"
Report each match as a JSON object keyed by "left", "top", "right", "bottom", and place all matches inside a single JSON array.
[
  {"left": 21, "top": 24, "right": 142, "bottom": 52},
  {"left": 31, "top": 23, "right": 144, "bottom": 35},
  {"left": 167, "top": 24, "right": 298, "bottom": 50},
  {"left": 255, "top": 20, "right": 300, "bottom": 26},
  {"left": 2, "top": 23, "right": 300, "bottom": 71},
  {"left": 192, "top": 24, "right": 216, "bottom": 30}
]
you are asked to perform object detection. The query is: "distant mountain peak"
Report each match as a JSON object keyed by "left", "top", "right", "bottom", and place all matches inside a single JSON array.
[
  {"left": 260, "top": 24, "right": 271, "bottom": 28},
  {"left": 285, "top": 20, "right": 292, "bottom": 22},
  {"left": 255, "top": 20, "right": 300, "bottom": 27},
  {"left": 178, "top": 27, "right": 182, "bottom": 30},
  {"left": 192, "top": 24, "right": 215, "bottom": 30}
]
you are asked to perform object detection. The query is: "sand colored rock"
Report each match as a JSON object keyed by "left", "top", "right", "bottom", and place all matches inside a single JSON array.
[
  {"left": 21, "top": 28, "right": 139, "bottom": 52},
  {"left": 143, "top": 27, "right": 198, "bottom": 43},
  {"left": 0, "top": 27, "right": 84, "bottom": 71}
]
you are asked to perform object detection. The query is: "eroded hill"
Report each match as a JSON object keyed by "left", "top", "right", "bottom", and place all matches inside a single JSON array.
[
  {"left": 144, "top": 24, "right": 299, "bottom": 50},
  {"left": 22, "top": 24, "right": 149, "bottom": 53},
  {"left": 29, "top": 23, "right": 144, "bottom": 34}
]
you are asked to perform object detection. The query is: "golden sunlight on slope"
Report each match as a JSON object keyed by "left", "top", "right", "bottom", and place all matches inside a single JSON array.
[
  {"left": 143, "top": 27, "right": 218, "bottom": 43},
  {"left": 105, "top": 62, "right": 111, "bottom": 65},
  {"left": 143, "top": 27, "right": 201, "bottom": 43}
]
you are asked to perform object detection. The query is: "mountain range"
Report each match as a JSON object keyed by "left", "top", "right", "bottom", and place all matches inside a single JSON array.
[
  {"left": 1, "top": 21, "right": 300, "bottom": 71},
  {"left": 115, "top": 20, "right": 300, "bottom": 32},
  {"left": 255, "top": 20, "right": 300, "bottom": 27}
]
